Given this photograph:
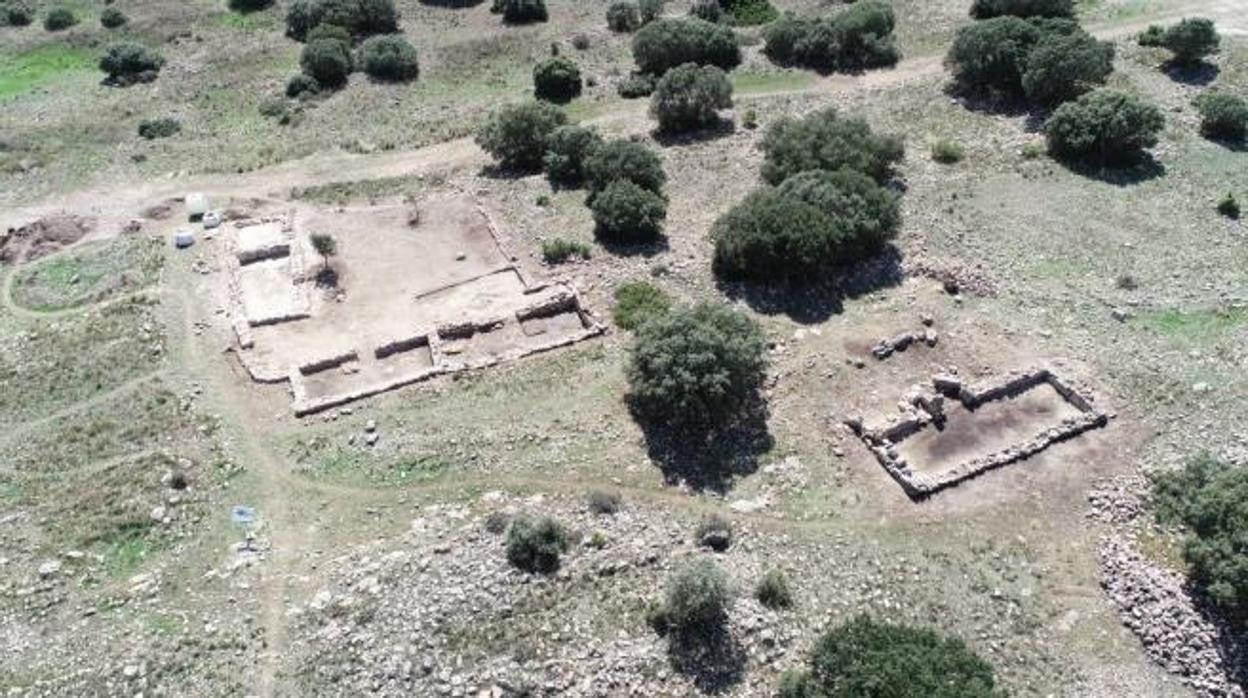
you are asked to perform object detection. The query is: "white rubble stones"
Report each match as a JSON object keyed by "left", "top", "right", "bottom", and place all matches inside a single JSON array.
[
  {"left": 1098, "top": 535, "right": 1245, "bottom": 698},
  {"left": 870, "top": 314, "right": 940, "bottom": 360}
]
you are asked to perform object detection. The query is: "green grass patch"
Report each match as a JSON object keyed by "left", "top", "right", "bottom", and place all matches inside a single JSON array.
[
  {"left": 12, "top": 236, "right": 164, "bottom": 312},
  {"left": 1139, "top": 308, "right": 1248, "bottom": 344},
  {"left": 292, "top": 174, "right": 425, "bottom": 205},
  {"left": 102, "top": 532, "right": 149, "bottom": 578},
  {"left": 0, "top": 44, "right": 95, "bottom": 102},
  {"left": 213, "top": 9, "right": 280, "bottom": 32},
  {"left": 731, "top": 70, "right": 814, "bottom": 96}
]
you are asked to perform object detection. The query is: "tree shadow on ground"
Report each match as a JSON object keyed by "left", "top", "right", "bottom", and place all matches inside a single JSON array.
[
  {"left": 1052, "top": 153, "right": 1166, "bottom": 186},
  {"left": 717, "top": 245, "right": 904, "bottom": 325},
  {"left": 632, "top": 396, "right": 773, "bottom": 494},
  {"left": 418, "top": 0, "right": 486, "bottom": 6},
  {"left": 596, "top": 233, "right": 670, "bottom": 258},
  {"left": 666, "top": 620, "right": 747, "bottom": 694},
  {"left": 1183, "top": 585, "right": 1248, "bottom": 691},
  {"left": 1162, "top": 60, "right": 1220, "bottom": 86},
  {"left": 943, "top": 82, "right": 1032, "bottom": 118},
  {"left": 479, "top": 164, "right": 539, "bottom": 181},
  {"left": 652, "top": 118, "right": 737, "bottom": 148},
  {"left": 1204, "top": 135, "right": 1247, "bottom": 153}
]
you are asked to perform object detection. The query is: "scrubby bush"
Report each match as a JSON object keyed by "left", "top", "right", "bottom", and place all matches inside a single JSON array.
[
  {"left": 306, "top": 22, "right": 351, "bottom": 44},
  {"left": 970, "top": 0, "right": 1071, "bottom": 19},
  {"left": 138, "top": 117, "right": 181, "bottom": 140},
  {"left": 931, "top": 139, "right": 965, "bottom": 163},
  {"left": 1153, "top": 455, "right": 1248, "bottom": 621},
  {"left": 498, "top": 0, "right": 547, "bottom": 24},
  {"left": 617, "top": 72, "right": 656, "bottom": 98},
  {"left": 760, "top": 107, "right": 903, "bottom": 184},
  {"left": 780, "top": 616, "right": 1000, "bottom": 698},
  {"left": 100, "top": 7, "right": 127, "bottom": 28},
  {"left": 946, "top": 16, "right": 1041, "bottom": 95},
  {"left": 286, "top": 0, "right": 397, "bottom": 41},
  {"left": 1217, "top": 193, "right": 1240, "bottom": 220},
  {"left": 533, "top": 57, "right": 582, "bottom": 103},
  {"left": 690, "top": 0, "right": 721, "bottom": 23},
  {"left": 99, "top": 42, "right": 165, "bottom": 85},
  {"left": 286, "top": 73, "right": 321, "bottom": 98},
  {"left": 301, "top": 38, "right": 353, "bottom": 88},
  {"left": 627, "top": 302, "right": 766, "bottom": 426},
  {"left": 543, "top": 125, "right": 602, "bottom": 186},
  {"left": 721, "top": 0, "right": 776, "bottom": 26},
  {"left": 592, "top": 179, "right": 667, "bottom": 244},
  {"left": 584, "top": 139, "right": 666, "bottom": 198},
  {"left": 43, "top": 7, "right": 76, "bottom": 30},
  {"left": 1022, "top": 31, "right": 1114, "bottom": 106},
  {"left": 358, "top": 35, "right": 419, "bottom": 81},
  {"left": 587, "top": 490, "right": 622, "bottom": 514},
  {"left": 650, "top": 62, "right": 732, "bottom": 133},
  {"left": 1162, "top": 17, "right": 1220, "bottom": 65},
  {"left": 1194, "top": 91, "right": 1248, "bottom": 142},
  {"left": 2, "top": 1, "right": 34, "bottom": 26},
  {"left": 607, "top": 1, "right": 640, "bottom": 32},
  {"left": 776, "top": 168, "right": 900, "bottom": 258},
  {"left": 612, "top": 280, "right": 671, "bottom": 330},
  {"left": 695, "top": 514, "right": 732, "bottom": 552},
  {"left": 475, "top": 101, "right": 568, "bottom": 171},
  {"left": 712, "top": 188, "right": 846, "bottom": 282},
  {"left": 756, "top": 569, "right": 792, "bottom": 609},
  {"left": 506, "top": 515, "right": 571, "bottom": 573},
  {"left": 664, "top": 559, "right": 731, "bottom": 636},
  {"left": 638, "top": 0, "right": 664, "bottom": 24},
  {"left": 763, "top": 1, "right": 898, "bottom": 72},
  {"left": 541, "top": 238, "right": 591, "bottom": 263},
  {"left": 1044, "top": 89, "right": 1165, "bottom": 166},
  {"left": 229, "top": 0, "right": 274, "bottom": 12},
  {"left": 1138, "top": 24, "right": 1165, "bottom": 47},
  {"left": 632, "top": 17, "right": 741, "bottom": 76}
]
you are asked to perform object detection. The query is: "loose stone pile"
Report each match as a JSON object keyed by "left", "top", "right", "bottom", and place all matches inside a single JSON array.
[{"left": 1098, "top": 535, "right": 1246, "bottom": 697}]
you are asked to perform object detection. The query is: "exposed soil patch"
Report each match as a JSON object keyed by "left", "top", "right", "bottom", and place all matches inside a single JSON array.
[{"left": 1, "top": 213, "right": 95, "bottom": 264}]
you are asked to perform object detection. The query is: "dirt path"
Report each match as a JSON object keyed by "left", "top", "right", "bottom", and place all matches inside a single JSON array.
[{"left": 7, "top": 0, "right": 1237, "bottom": 240}]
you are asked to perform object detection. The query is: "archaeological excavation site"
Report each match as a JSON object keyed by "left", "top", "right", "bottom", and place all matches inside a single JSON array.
[{"left": 205, "top": 193, "right": 603, "bottom": 415}]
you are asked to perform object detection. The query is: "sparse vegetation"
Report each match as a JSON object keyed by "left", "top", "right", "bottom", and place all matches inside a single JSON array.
[
  {"left": 763, "top": 1, "right": 899, "bottom": 72},
  {"left": 591, "top": 179, "right": 667, "bottom": 244},
  {"left": 587, "top": 490, "right": 622, "bottom": 515},
  {"left": 969, "top": 0, "right": 1072, "bottom": 19},
  {"left": 43, "top": 7, "right": 76, "bottom": 31},
  {"left": 607, "top": 1, "right": 640, "bottom": 32},
  {"left": 2, "top": 1, "right": 33, "bottom": 26},
  {"left": 583, "top": 139, "right": 666, "bottom": 198},
  {"left": 310, "top": 232, "right": 337, "bottom": 269},
  {"left": 138, "top": 117, "right": 181, "bottom": 140},
  {"left": 285, "top": 0, "right": 398, "bottom": 41},
  {"left": 100, "top": 7, "right": 127, "bottom": 28},
  {"left": 1044, "top": 89, "right": 1165, "bottom": 166},
  {"left": 1216, "top": 193, "right": 1240, "bottom": 220},
  {"left": 690, "top": 0, "right": 721, "bottom": 24},
  {"left": 475, "top": 101, "right": 568, "bottom": 171},
  {"left": 755, "top": 569, "right": 792, "bottom": 609},
  {"left": 627, "top": 302, "right": 766, "bottom": 427},
  {"left": 632, "top": 17, "right": 741, "bottom": 76},
  {"left": 358, "top": 35, "right": 419, "bottom": 82},
  {"left": 612, "top": 280, "right": 671, "bottom": 330},
  {"left": 505, "top": 515, "right": 571, "bottom": 573},
  {"left": 541, "top": 237, "right": 592, "bottom": 263},
  {"left": 1152, "top": 455, "right": 1248, "bottom": 622},
  {"left": 533, "top": 56, "right": 582, "bottom": 103},
  {"left": 662, "top": 558, "right": 731, "bottom": 636},
  {"left": 617, "top": 72, "right": 656, "bottom": 98},
  {"left": 780, "top": 616, "right": 1001, "bottom": 697},
  {"left": 695, "top": 513, "right": 732, "bottom": 551},
  {"left": 229, "top": 0, "right": 274, "bottom": 11},
  {"left": 1158, "top": 18, "right": 1220, "bottom": 65},
  {"left": 1194, "top": 91, "right": 1247, "bottom": 142},
  {"left": 760, "top": 107, "right": 903, "bottom": 185},
  {"left": 650, "top": 62, "right": 732, "bottom": 133},
  {"left": 720, "top": 0, "right": 776, "bottom": 26},
  {"left": 99, "top": 42, "right": 165, "bottom": 85},
  {"left": 543, "top": 125, "right": 602, "bottom": 186},
  {"left": 932, "top": 139, "right": 965, "bottom": 164},
  {"left": 301, "top": 37, "right": 354, "bottom": 88}
]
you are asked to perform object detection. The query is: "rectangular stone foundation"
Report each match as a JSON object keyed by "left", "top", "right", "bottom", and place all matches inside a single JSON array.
[{"left": 846, "top": 367, "right": 1111, "bottom": 499}]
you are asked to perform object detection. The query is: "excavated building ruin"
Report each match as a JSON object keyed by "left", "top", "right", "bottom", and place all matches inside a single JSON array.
[{"left": 845, "top": 367, "right": 1111, "bottom": 498}]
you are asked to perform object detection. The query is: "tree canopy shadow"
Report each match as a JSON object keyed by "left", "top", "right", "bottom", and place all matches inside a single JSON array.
[
  {"left": 479, "top": 163, "right": 539, "bottom": 181},
  {"left": 716, "top": 245, "right": 904, "bottom": 324},
  {"left": 1189, "top": 583, "right": 1248, "bottom": 690},
  {"left": 943, "top": 81, "right": 1032, "bottom": 118},
  {"left": 596, "top": 234, "right": 671, "bottom": 258},
  {"left": 631, "top": 396, "right": 773, "bottom": 495},
  {"left": 1053, "top": 152, "right": 1166, "bottom": 186},
  {"left": 666, "top": 618, "right": 747, "bottom": 694},
  {"left": 1162, "top": 60, "right": 1220, "bottom": 86},
  {"left": 418, "top": 0, "right": 486, "bottom": 6},
  {"left": 652, "top": 118, "right": 737, "bottom": 147}
]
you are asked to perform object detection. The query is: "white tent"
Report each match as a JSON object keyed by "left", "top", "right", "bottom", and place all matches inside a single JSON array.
[{"left": 174, "top": 230, "right": 194, "bottom": 248}]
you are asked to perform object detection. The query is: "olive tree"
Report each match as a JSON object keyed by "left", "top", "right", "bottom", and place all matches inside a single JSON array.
[
  {"left": 1044, "top": 89, "right": 1165, "bottom": 166},
  {"left": 649, "top": 62, "right": 732, "bottom": 133}
]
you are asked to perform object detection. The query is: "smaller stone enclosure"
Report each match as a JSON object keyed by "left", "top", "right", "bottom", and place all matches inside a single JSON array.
[
  {"left": 845, "top": 367, "right": 1111, "bottom": 499},
  {"left": 217, "top": 194, "right": 602, "bottom": 415}
]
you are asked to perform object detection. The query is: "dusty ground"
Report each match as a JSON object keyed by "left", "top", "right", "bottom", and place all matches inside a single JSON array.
[{"left": 1, "top": 0, "right": 1246, "bottom": 696}]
